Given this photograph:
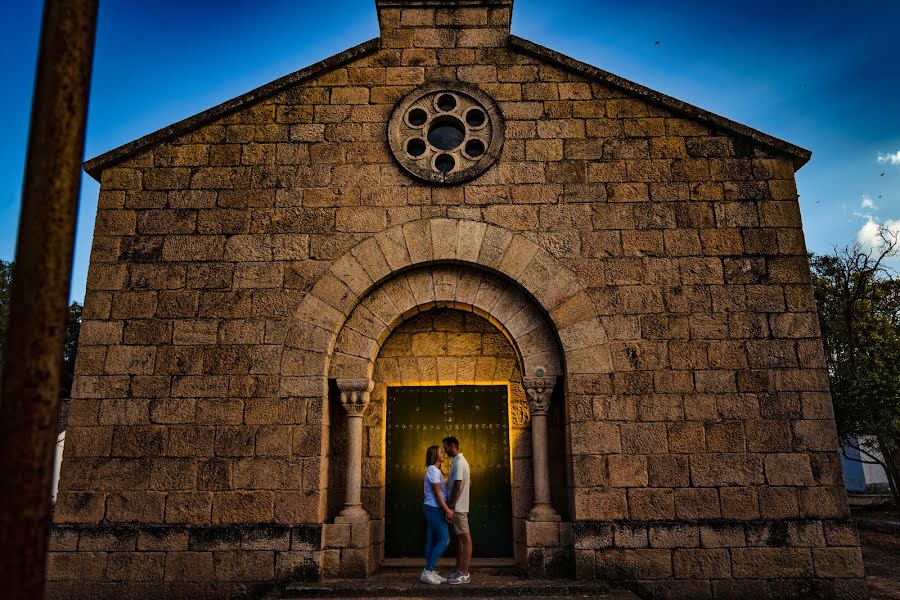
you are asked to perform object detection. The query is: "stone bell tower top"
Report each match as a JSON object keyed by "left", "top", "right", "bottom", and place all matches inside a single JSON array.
[{"left": 375, "top": 0, "right": 513, "bottom": 48}]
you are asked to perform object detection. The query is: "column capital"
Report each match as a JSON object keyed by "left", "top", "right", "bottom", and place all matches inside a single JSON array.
[
  {"left": 336, "top": 378, "right": 373, "bottom": 416},
  {"left": 523, "top": 376, "right": 556, "bottom": 416}
]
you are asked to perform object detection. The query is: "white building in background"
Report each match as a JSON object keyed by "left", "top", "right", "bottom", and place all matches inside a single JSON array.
[
  {"left": 50, "top": 399, "right": 68, "bottom": 503},
  {"left": 841, "top": 435, "right": 891, "bottom": 493},
  {"left": 51, "top": 432, "right": 65, "bottom": 502}
]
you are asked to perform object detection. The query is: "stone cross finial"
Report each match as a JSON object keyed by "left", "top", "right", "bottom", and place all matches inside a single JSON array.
[
  {"left": 523, "top": 377, "right": 555, "bottom": 416},
  {"left": 337, "top": 378, "right": 373, "bottom": 416}
]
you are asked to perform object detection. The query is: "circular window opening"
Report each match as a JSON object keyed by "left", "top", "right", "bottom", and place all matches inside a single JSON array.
[
  {"left": 427, "top": 117, "right": 465, "bottom": 150},
  {"left": 407, "top": 138, "right": 426, "bottom": 157},
  {"left": 407, "top": 108, "right": 428, "bottom": 127},
  {"left": 466, "top": 108, "right": 486, "bottom": 127},
  {"left": 465, "top": 139, "right": 485, "bottom": 158},
  {"left": 436, "top": 94, "right": 457, "bottom": 112},
  {"left": 388, "top": 84, "right": 505, "bottom": 184},
  {"left": 435, "top": 154, "right": 455, "bottom": 173}
]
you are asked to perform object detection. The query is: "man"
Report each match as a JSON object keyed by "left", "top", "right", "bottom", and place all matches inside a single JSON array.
[{"left": 442, "top": 435, "right": 471, "bottom": 585}]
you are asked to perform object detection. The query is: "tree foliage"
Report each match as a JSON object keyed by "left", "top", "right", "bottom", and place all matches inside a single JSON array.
[
  {"left": 810, "top": 232, "right": 900, "bottom": 503},
  {"left": 0, "top": 260, "right": 11, "bottom": 364},
  {"left": 0, "top": 259, "right": 82, "bottom": 398},
  {"left": 60, "top": 301, "right": 82, "bottom": 398}
]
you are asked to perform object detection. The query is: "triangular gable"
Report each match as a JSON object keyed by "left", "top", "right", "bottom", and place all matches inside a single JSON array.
[
  {"left": 509, "top": 36, "right": 811, "bottom": 169},
  {"left": 84, "top": 34, "right": 811, "bottom": 181},
  {"left": 83, "top": 38, "right": 380, "bottom": 181}
]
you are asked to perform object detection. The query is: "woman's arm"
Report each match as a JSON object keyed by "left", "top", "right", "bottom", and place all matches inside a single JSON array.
[{"left": 431, "top": 482, "right": 454, "bottom": 520}]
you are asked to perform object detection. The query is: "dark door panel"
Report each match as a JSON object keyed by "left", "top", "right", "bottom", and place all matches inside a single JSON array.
[{"left": 385, "top": 385, "right": 513, "bottom": 559}]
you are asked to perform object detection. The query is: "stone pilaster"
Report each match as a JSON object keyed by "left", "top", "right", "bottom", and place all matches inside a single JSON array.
[
  {"left": 523, "top": 376, "right": 571, "bottom": 577},
  {"left": 336, "top": 378, "right": 373, "bottom": 524},
  {"left": 523, "top": 377, "right": 560, "bottom": 522}
]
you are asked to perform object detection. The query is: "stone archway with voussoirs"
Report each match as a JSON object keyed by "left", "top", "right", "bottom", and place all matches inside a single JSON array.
[
  {"left": 281, "top": 218, "right": 613, "bottom": 576},
  {"left": 329, "top": 264, "right": 564, "bottom": 382},
  {"left": 284, "top": 218, "right": 613, "bottom": 382}
]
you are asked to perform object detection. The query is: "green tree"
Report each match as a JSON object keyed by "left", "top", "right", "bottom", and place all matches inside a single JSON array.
[
  {"left": 0, "top": 259, "right": 82, "bottom": 398},
  {"left": 0, "top": 260, "right": 11, "bottom": 364},
  {"left": 811, "top": 232, "right": 900, "bottom": 504},
  {"left": 60, "top": 301, "right": 82, "bottom": 399}
]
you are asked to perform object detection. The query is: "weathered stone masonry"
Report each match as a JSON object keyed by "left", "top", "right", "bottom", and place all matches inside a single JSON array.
[{"left": 50, "top": 1, "right": 866, "bottom": 598}]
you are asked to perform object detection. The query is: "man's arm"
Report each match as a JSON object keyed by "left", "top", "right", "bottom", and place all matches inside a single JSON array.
[{"left": 448, "top": 480, "right": 462, "bottom": 509}]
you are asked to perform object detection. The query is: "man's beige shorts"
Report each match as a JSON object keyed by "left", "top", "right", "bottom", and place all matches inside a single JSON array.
[{"left": 452, "top": 512, "right": 469, "bottom": 535}]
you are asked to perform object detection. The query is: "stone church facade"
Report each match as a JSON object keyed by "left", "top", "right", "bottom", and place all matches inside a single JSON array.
[{"left": 49, "top": 1, "right": 867, "bottom": 598}]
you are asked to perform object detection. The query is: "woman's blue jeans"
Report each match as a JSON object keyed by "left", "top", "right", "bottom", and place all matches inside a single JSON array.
[{"left": 423, "top": 505, "right": 449, "bottom": 570}]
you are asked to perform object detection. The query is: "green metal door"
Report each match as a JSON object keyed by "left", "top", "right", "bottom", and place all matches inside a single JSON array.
[{"left": 385, "top": 385, "right": 513, "bottom": 558}]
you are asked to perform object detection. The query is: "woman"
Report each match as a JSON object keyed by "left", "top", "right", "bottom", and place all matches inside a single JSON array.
[{"left": 420, "top": 444, "right": 453, "bottom": 585}]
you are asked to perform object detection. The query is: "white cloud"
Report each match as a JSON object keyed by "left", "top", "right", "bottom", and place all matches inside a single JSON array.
[
  {"left": 857, "top": 216, "right": 881, "bottom": 247},
  {"left": 888, "top": 219, "right": 900, "bottom": 238},
  {"left": 861, "top": 196, "right": 876, "bottom": 210},
  {"left": 857, "top": 216, "right": 900, "bottom": 251},
  {"left": 877, "top": 150, "right": 900, "bottom": 165}
]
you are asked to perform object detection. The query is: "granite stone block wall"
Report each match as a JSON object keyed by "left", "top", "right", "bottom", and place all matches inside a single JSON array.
[{"left": 49, "top": 0, "right": 864, "bottom": 597}]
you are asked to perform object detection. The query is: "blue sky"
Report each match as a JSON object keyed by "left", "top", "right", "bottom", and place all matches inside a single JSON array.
[{"left": 2, "top": 0, "right": 898, "bottom": 302}]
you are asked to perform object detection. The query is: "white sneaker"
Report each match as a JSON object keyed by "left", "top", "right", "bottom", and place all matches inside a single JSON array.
[
  {"left": 449, "top": 572, "right": 471, "bottom": 585},
  {"left": 419, "top": 568, "right": 442, "bottom": 585},
  {"left": 433, "top": 571, "right": 448, "bottom": 583}
]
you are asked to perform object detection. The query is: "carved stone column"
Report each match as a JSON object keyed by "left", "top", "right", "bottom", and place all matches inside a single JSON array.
[
  {"left": 524, "top": 377, "right": 560, "bottom": 521},
  {"left": 336, "top": 378, "right": 373, "bottom": 523}
]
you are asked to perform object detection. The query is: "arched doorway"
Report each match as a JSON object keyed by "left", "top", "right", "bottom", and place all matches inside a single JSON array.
[
  {"left": 374, "top": 308, "right": 523, "bottom": 560},
  {"left": 322, "top": 263, "right": 574, "bottom": 570},
  {"left": 286, "top": 218, "right": 615, "bottom": 576}
]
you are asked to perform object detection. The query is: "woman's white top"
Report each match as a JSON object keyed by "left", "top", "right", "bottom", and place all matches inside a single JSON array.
[{"left": 423, "top": 465, "right": 447, "bottom": 508}]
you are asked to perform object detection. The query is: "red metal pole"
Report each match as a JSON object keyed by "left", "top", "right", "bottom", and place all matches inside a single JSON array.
[{"left": 0, "top": 1, "right": 98, "bottom": 597}]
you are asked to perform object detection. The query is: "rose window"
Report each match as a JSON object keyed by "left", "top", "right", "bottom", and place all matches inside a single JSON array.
[{"left": 388, "top": 83, "right": 504, "bottom": 185}]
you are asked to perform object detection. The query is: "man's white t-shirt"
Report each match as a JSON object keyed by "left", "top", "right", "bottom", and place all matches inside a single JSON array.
[
  {"left": 448, "top": 453, "right": 471, "bottom": 513},
  {"left": 423, "top": 465, "right": 447, "bottom": 508}
]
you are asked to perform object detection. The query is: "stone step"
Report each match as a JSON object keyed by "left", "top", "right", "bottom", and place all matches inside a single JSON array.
[
  {"left": 270, "top": 573, "right": 639, "bottom": 599},
  {"left": 378, "top": 557, "right": 517, "bottom": 575}
]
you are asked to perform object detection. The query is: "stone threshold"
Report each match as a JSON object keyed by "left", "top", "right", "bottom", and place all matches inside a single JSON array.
[
  {"left": 272, "top": 573, "right": 638, "bottom": 599},
  {"left": 380, "top": 557, "right": 516, "bottom": 569}
]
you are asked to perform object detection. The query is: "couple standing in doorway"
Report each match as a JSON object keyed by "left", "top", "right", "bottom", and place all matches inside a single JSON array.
[{"left": 421, "top": 436, "right": 471, "bottom": 586}]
